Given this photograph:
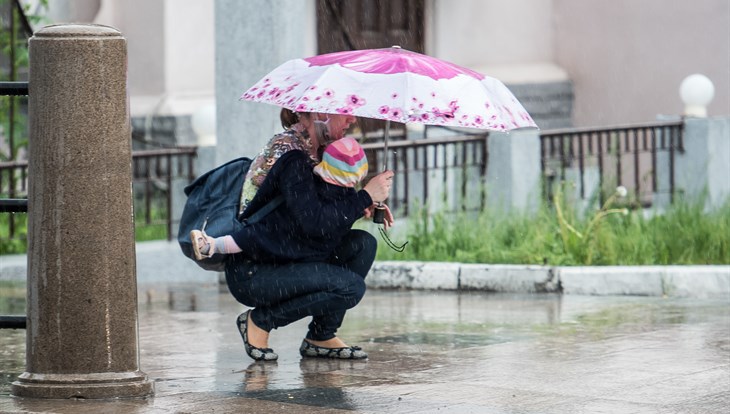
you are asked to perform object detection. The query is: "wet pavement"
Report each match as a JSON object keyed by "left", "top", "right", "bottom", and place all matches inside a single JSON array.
[{"left": 1, "top": 284, "right": 729, "bottom": 413}]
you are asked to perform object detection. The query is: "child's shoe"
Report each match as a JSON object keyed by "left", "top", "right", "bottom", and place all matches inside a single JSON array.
[{"left": 190, "top": 229, "right": 214, "bottom": 260}]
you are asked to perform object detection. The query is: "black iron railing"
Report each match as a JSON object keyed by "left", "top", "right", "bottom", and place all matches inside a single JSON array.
[
  {"left": 0, "top": 197, "right": 27, "bottom": 212},
  {"left": 1, "top": 0, "right": 33, "bottom": 330},
  {"left": 363, "top": 132, "right": 489, "bottom": 215},
  {"left": 0, "top": 146, "right": 198, "bottom": 239},
  {"left": 132, "top": 146, "right": 197, "bottom": 240},
  {"left": 540, "top": 120, "right": 684, "bottom": 207},
  {"left": 0, "top": 82, "right": 29, "bottom": 247},
  {"left": 0, "top": 81, "right": 29, "bottom": 96}
]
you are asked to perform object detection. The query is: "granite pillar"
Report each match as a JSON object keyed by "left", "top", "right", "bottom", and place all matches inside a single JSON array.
[
  {"left": 485, "top": 129, "right": 542, "bottom": 214},
  {"left": 12, "top": 24, "right": 154, "bottom": 399},
  {"left": 676, "top": 117, "right": 730, "bottom": 210},
  {"left": 214, "top": 0, "right": 313, "bottom": 169}
]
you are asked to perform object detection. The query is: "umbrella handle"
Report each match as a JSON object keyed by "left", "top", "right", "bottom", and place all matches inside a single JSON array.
[
  {"left": 373, "top": 120, "right": 391, "bottom": 224},
  {"left": 382, "top": 120, "right": 390, "bottom": 172},
  {"left": 373, "top": 203, "right": 386, "bottom": 224}
]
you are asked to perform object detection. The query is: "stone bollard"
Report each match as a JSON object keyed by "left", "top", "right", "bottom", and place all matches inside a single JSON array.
[{"left": 11, "top": 24, "right": 154, "bottom": 399}]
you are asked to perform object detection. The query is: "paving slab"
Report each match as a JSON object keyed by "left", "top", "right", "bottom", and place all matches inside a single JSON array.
[{"left": 1, "top": 286, "right": 728, "bottom": 413}]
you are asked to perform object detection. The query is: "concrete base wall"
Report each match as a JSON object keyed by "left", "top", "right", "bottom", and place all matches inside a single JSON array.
[
  {"left": 3, "top": 242, "right": 727, "bottom": 299},
  {"left": 558, "top": 266, "right": 730, "bottom": 299}
]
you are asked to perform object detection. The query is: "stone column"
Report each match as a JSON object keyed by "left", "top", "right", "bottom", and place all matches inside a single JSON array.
[
  {"left": 214, "top": 0, "right": 313, "bottom": 168},
  {"left": 12, "top": 24, "right": 154, "bottom": 399},
  {"left": 675, "top": 117, "right": 730, "bottom": 210},
  {"left": 485, "top": 129, "right": 542, "bottom": 214}
]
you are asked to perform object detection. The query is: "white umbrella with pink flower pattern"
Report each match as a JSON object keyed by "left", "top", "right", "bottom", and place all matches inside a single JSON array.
[
  {"left": 241, "top": 46, "right": 536, "bottom": 133},
  {"left": 241, "top": 46, "right": 537, "bottom": 226}
]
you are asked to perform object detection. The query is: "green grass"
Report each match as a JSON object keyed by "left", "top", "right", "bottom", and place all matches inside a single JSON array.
[
  {"left": 0, "top": 213, "right": 28, "bottom": 255},
  {"left": 3, "top": 194, "right": 729, "bottom": 265},
  {"left": 134, "top": 223, "right": 169, "bottom": 242},
  {"left": 375, "top": 198, "right": 730, "bottom": 265}
]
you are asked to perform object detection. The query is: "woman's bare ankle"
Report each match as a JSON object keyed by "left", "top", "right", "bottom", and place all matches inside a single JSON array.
[
  {"left": 247, "top": 313, "right": 270, "bottom": 348},
  {"left": 306, "top": 337, "right": 348, "bottom": 348}
]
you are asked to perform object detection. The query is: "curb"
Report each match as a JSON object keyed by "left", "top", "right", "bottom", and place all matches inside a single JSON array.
[
  {"left": 368, "top": 262, "right": 558, "bottom": 293},
  {"left": 557, "top": 265, "right": 730, "bottom": 298},
  {"left": 369, "top": 261, "right": 730, "bottom": 299},
  {"left": 2, "top": 242, "right": 729, "bottom": 299}
]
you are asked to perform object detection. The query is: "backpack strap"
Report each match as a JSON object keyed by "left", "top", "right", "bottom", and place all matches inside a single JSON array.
[{"left": 242, "top": 195, "right": 285, "bottom": 225}]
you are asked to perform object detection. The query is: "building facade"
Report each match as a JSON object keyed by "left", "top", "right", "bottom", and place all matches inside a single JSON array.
[{"left": 39, "top": 0, "right": 729, "bottom": 159}]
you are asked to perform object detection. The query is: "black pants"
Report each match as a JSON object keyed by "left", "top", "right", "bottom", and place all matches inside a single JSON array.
[{"left": 225, "top": 230, "right": 377, "bottom": 340}]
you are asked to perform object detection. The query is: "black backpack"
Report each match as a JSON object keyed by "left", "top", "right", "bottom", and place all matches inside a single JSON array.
[{"left": 177, "top": 157, "right": 283, "bottom": 272}]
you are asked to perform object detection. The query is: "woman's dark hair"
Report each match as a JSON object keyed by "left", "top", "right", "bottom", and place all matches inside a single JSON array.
[{"left": 281, "top": 108, "right": 303, "bottom": 129}]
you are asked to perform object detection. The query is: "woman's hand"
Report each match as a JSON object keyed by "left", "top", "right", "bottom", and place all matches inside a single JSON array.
[
  {"left": 364, "top": 203, "right": 395, "bottom": 230},
  {"left": 363, "top": 170, "right": 394, "bottom": 204}
]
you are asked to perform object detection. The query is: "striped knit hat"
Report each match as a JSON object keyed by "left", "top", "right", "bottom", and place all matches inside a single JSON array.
[{"left": 314, "top": 137, "right": 368, "bottom": 188}]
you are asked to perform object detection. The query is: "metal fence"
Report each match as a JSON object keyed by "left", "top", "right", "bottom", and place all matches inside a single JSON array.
[
  {"left": 0, "top": 147, "right": 197, "bottom": 243},
  {"left": 0, "top": 79, "right": 30, "bottom": 250},
  {"left": 132, "top": 146, "right": 197, "bottom": 239},
  {"left": 1, "top": 0, "right": 32, "bottom": 330},
  {"left": 2, "top": 120, "right": 689, "bottom": 249},
  {"left": 362, "top": 131, "right": 489, "bottom": 216},
  {"left": 2, "top": 129, "right": 492, "bottom": 246},
  {"left": 540, "top": 120, "right": 684, "bottom": 207}
]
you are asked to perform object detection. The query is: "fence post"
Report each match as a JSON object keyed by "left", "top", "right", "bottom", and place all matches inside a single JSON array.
[
  {"left": 675, "top": 117, "right": 730, "bottom": 209},
  {"left": 12, "top": 24, "right": 154, "bottom": 399},
  {"left": 485, "top": 129, "right": 542, "bottom": 214}
]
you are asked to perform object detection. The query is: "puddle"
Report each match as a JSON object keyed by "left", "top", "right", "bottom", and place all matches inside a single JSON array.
[
  {"left": 371, "top": 332, "right": 515, "bottom": 348},
  {"left": 0, "top": 281, "right": 26, "bottom": 316},
  {"left": 2, "top": 289, "right": 728, "bottom": 413},
  {"left": 0, "top": 330, "right": 24, "bottom": 396}
]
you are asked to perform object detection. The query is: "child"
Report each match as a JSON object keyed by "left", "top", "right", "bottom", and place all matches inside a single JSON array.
[{"left": 190, "top": 136, "right": 369, "bottom": 261}]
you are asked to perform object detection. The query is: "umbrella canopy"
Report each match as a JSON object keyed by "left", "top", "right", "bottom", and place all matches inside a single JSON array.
[{"left": 241, "top": 46, "right": 537, "bottom": 132}]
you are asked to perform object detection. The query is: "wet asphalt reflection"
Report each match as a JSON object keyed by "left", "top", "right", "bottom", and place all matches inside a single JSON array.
[{"left": 1, "top": 285, "right": 729, "bottom": 413}]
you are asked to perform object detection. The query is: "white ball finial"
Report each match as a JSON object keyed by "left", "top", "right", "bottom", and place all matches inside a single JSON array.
[
  {"left": 191, "top": 102, "right": 217, "bottom": 146},
  {"left": 679, "top": 74, "right": 715, "bottom": 117}
]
